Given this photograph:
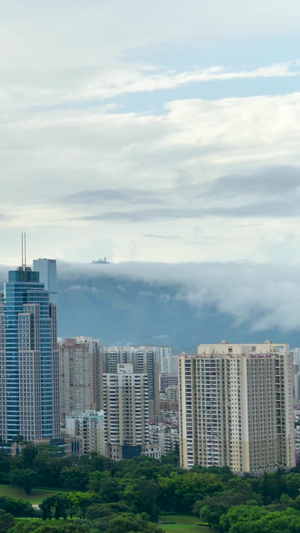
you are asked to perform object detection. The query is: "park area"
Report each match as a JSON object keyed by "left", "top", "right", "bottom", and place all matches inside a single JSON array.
[
  {"left": 160, "top": 515, "right": 216, "bottom": 532},
  {"left": 0, "top": 488, "right": 215, "bottom": 533},
  {"left": 0, "top": 484, "right": 59, "bottom": 504}
]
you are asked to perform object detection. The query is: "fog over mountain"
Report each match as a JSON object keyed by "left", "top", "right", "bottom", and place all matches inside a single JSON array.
[
  {"left": 0, "top": 260, "right": 298, "bottom": 352},
  {"left": 55, "top": 261, "right": 300, "bottom": 351}
]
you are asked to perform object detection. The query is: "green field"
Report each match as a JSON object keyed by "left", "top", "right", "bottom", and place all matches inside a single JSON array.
[
  {"left": 0, "top": 484, "right": 59, "bottom": 504},
  {"left": 160, "top": 515, "right": 216, "bottom": 533},
  {"left": 16, "top": 519, "right": 72, "bottom": 525}
]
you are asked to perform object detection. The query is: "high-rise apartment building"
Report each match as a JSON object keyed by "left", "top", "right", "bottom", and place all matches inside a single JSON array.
[
  {"left": 59, "top": 338, "right": 100, "bottom": 421},
  {"left": 75, "top": 337, "right": 102, "bottom": 412},
  {"left": 179, "top": 342, "right": 295, "bottom": 474},
  {"left": 59, "top": 337, "right": 101, "bottom": 420},
  {"left": 103, "top": 363, "right": 150, "bottom": 460},
  {"left": 159, "top": 373, "right": 178, "bottom": 391},
  {"left": 65, "top": 410, "right": 104, "bottom": 455},
  {"left": 0, "top": 263, "right": 60, "bottom": 442},
  {"left": 291, "top": 348, "right": 300, "bottom": 366},
  {"left": 158, "top": 347, "right": 178, "bottom": 374},
  {"left": 101, "top": 346, "right": 159, "bottom": 418}
]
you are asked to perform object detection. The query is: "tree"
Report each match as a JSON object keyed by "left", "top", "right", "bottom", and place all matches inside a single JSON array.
[
  {"left": 33, "top": 454, "right": 67, "bottom": 488},
  {"left": 193, "top": 478, "right": 262, "bottom": 529},
  {"left": 135, "top": 478, "right": 160, "bottom": 519},
  {"left": 87, "top": 471, "right": 105, "bottom": 492},
  {"left": 10, "top": 469, "right": 38, "bottom": 495},
  {"left": 160, "top": 452, "right": 179, "bottom": 467},
  {"left": 200, "top": 504, "right": 221, "bottom": 529},
  {"left": 219, "top": 505, "right": 267, "bottom": 532},
  {"left": 0, "top": 509, "right": 15, "bottom": 533},
  {"left": 59, "top": 467, "right": 89, "bottom": 491},
  {"left": 39, "top": 497, "right": 54, "bottom": 520},
  {"left": 86, "top": 502, "right": 131, "bottom": 521},
  {"left": 0, "top": 450, "right": 12, "bottom": 484},
  {"left": 98, "top": 478, "right": 122, "bottom": 503},
  {"left": 285, "top": 472, "right": 300, "bottom": 498},
  {"left": 53, "top": 494, "right": 73, "bottom": 520},
  {"left": 40, "top": 494, "right": 73, "bottom": 521},
  {"left": 21, "top": 445, "right": 38, "bottom": 469},
  {"left": 158, "top": 471, "right": 225, "bottom": 514},
  {"left": 0, "top": 496, "right": 33, "bottom": 517},
  {"left": 106, "top": 513, "right": 163, "bottom": 533},
  {"left": 8, "top": 520, "right": 41, "bottom": 533},
  {"left": 79, "top": 453, "right": 115, "bottom": 474},
  {"left": 9, "top": 522, "right": 87, "bottom": 533},
  {"left": 62, "top": 492, "right": 95, "bottom": 518},
  {"left": 119, "top": 457, "right": 161, "bottom": 482}
]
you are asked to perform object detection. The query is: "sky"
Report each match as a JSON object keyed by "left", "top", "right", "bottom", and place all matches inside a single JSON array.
[{"left": 1, "top": 0, "right": 300, "bottom": 264}]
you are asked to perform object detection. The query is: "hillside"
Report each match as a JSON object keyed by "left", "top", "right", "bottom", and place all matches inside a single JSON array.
[{"left": 55, "top": 261, "right": 299, "bottom": 351}]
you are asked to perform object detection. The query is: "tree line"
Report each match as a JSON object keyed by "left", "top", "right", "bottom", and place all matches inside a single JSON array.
[{"left": 1, "top": 445, "right": 300, "bottom": 532}]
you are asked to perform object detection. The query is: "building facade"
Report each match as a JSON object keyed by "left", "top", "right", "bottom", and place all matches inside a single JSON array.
[
  {"left": 159, "top": 373, "right": 178, "bottom": 391},
  {"left": 59, "top": 338, "right": 100, "bottom": 421},
  {"left": 159, "top": 348, "right": 178, "bottom": 374},
  {"left": 179, "top": 342, "right": 295, "bottom": 474},
  {"left": 103, "top": 363, "right": 150, "bottom": 460},
  {"left": 74, "top": 336, "right": 102, "bottom": 412},
  {"left": 0, "top": 264, "right": 60, "bottom": 442},
  {"left": 101, "top": 346, "right": 160, "bottom": 419},
  {"left": 33, "top": 258, "right": 58, "bottom": 305},
  {"left": 65, "top": 410, "right": 104, "bottom": 455}
]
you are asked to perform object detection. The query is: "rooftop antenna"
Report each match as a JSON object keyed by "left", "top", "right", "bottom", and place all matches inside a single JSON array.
[
  {"left": 24, "top": 232, "right": 26, "bottom": 269},
  {"left": 21, "top": 232, "right": 23, "bottom": 269},
  {"left": 21, "top": 232, "right": 27, "bottom": 270}
]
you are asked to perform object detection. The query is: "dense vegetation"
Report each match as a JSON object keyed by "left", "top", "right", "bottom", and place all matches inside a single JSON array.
[{"left": 1, "top": 445, "right": 300, "bottom": 532}]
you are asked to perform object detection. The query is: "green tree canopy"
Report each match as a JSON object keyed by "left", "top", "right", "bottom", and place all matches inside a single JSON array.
[
  {"left": 0, "top": 509, "right": 14, "bottom": 533},
  {"left": 10, "top": 468, "right": 38, "bottom": 495}
]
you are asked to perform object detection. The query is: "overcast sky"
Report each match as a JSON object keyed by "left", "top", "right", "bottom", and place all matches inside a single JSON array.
[{"left": 1, "top": 0, "right": 300, "bottom": 264}]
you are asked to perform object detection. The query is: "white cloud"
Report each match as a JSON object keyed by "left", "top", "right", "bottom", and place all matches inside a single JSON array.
[
  {"left": 1, "top": 60, "right": 300, "bottom": 110},
  {"left": 1, "top": 1, "right": 300, "bottom": 72},
  {"left": 1, "top": 91, "right": 300, "bottom": 264},
  {"left": 1, "top": 1, "right": 300, "bottom": 265},
  {"left": 56, "top": 259, "right": 300, "bottom": 333},
  {"left": 83, "top": 61, "right": 300, "bottom": 100}
]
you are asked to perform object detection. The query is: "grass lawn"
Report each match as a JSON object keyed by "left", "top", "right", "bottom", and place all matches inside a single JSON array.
[
  {"left": 160, "top": 515, "right": 216, "bottom": 533},
  {"left": 16, "top": 519, "right": 72, "bottom": 524},
  {"left": 0, "top": 484, "right": 59, "bottom": 504}
]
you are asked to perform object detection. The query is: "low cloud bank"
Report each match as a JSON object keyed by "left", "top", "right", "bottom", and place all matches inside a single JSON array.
[{"left": 57, "top": 260, "right": 300, "bottom": 333}]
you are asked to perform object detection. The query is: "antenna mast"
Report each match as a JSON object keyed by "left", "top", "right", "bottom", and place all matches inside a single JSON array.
[
  {"left": 24, "top": 232, "right": 26, "bottom": 269},
  {"left": 21, "top": 232, "right": 24, "bottom": 269}
]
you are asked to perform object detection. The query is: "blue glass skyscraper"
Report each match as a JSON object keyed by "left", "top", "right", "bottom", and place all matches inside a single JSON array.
[
  {"left": 33, "top": 258, "right": 58, "bottom": 306},
  {"left": 0, "top": 264, "right": 60, "bottom": 442}
]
